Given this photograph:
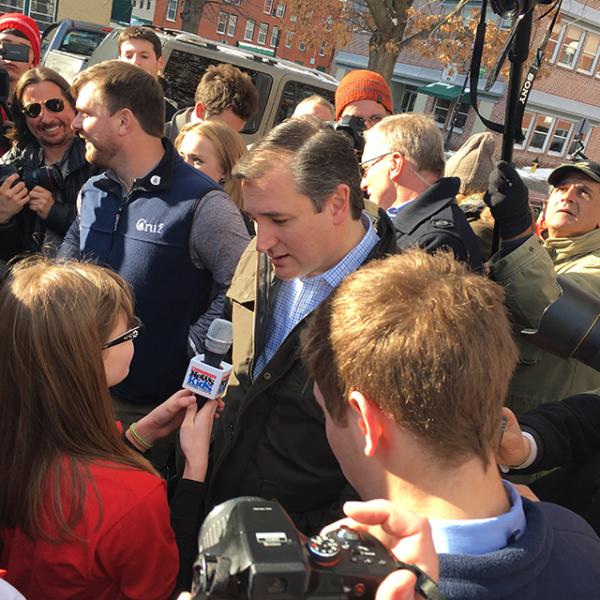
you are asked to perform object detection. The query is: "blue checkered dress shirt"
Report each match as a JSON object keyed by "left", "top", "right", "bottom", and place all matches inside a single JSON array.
[{"left": 253, "top": 214, "right": 379, "bottom": 377}]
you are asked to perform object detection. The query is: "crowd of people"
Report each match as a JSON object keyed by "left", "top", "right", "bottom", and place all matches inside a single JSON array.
[{"left": 2, "top": 11, "right": 600, "bottom": 600}]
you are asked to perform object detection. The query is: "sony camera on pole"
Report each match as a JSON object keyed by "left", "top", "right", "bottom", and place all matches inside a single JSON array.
[{"left": 189, "top": 497, "right": 445, "bottom": 600}]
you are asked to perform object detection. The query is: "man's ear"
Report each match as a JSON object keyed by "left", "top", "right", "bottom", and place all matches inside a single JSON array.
[
  {"left": 117, "top": 108, "right": 135, "bottom": 135},
  {"left": 388, "top": 152, "right": 403, "bottom": 182},
  {"left": 327, "top": 183, "right": 351, "bottom": 226},
  {"left": 348, "top": 390, "right": 384, "bottom": 457},
  {"left": 157, "top": 56, "right": 165, "bottom": 74},
  {"left": 195, "top": 102, "right": 206, "bottom": 121}
]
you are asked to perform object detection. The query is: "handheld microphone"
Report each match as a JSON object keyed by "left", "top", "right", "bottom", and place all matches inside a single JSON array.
[{"left": 183, "top": 319, "right": 233, "bottom": 402}]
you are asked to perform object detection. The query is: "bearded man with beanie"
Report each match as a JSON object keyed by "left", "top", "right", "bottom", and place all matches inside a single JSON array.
[{"left": 335, "top": 69, "right": 393, "bottom": 129}]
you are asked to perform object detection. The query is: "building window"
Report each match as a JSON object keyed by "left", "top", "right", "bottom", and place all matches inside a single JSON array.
[
  {"left": 399, "top": 87, "right": 417, "bottom": 113},
  {"left": 556, "top": 25, "right": 583, "bottom": 68},
  {"left": 264, "top": 0, "right": 273, "bottom": 13},
  {"left": 325, "top": 15, "right": 333, "bottom": 32},
  {"left": 319, "top": 41, "right": 327, "bottom": 57},
  {"left": 514, "top": 112, "right": 534, "bottom": 149},
  {"left": 257, "top": 22, "right": 269, "bottom": 45},
  {"left": 285, "top": 30, "right": 293, "bottom": 48},
  {"left": 432, "top": 98, "right": 451, "bottom": 126},
  {"left": 275, "top": 3, "right": 285, "bottom": 17},
  {"left": 132, "top": 0, "right": 136, "bottom": 6},
  {"left": 290, "top": 14, "right": 297, "bottom": 22},
  {"left": 298, "top": 40, "right": 306, "bottom": 52},
  {"left": 244, "top": 19, "right": 255, "bottom": 41},
  {"left": 578, "top": 32, "right": 600, "bottom": 74},
  {"left": 270, "top": 26, "right": 280, "bottom": 48},
  {"left": 546, "top": 23, "right": 563, "bottom": 62},
  {"left": 166, "top": 0, "right": 178, "bottom": 21},
  {"left": 450, "top": 103, "right": 470, "bottom": 133},
  {"left": 227, "top": 14, "right": 237, "bottom": 37},
  {"left": 548, "top": 119, "right": 573, "bottom": 155},
  {"left": 216, "top": 11, "right": 228, "bottom": 34},
  {"left": 528, "top": 115, "right": 555, "bottom": 152}
]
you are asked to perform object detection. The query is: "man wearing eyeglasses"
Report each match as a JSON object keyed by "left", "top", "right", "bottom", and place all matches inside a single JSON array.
[
  {"left": 0, "top": 66, "right": 92, "bottom": 269},
  {"left": 334, "top": 69, "right": 393, "bottom": 129},
  {"left": 360, "top": 113, "right": 482, "bottom": 271}
]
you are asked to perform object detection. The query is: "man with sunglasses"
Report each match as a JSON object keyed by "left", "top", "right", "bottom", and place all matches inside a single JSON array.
[
  {"left": 0, "top": 66, "right": 92, "bottom": 269},
  {"left": 360, "top": 113, "right": 482, "bottom": 271}
]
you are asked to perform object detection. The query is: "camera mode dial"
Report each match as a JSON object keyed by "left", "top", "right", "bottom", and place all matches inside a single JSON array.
[{"left": 307, "top": 535, "right": 341, "bottom": 566}]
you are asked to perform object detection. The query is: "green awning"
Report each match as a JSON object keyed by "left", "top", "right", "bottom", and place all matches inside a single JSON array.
[{"left": 416, "top": 82, "right": 471, "bottom": 104}]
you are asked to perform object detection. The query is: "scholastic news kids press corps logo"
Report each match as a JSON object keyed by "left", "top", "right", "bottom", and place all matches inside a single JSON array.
[
  {"left": 186, "top": 366, "right": 218, "bottom": 395},
  {"left": 136, "top": 218, "right": 164, "bottom": 234}
]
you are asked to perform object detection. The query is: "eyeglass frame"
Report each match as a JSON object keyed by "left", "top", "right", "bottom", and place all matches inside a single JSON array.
[
  {"left": 360, "top": 151, "right": 396, "bottom": 177},
  {"left": 102, "top": 317, "right": 144, "bottom": 350},
  {"left": 22, "top": 98, "right": 65, "bottom": 119}
]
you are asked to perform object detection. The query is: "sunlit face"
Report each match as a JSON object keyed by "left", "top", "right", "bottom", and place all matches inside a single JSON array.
[
  {"left": 21, "top": 80, "right": 75, "bottom": 150},
  {"left": 242, "top": 164, "right": 341, "bottom": 280},
  {"left": 360, "top": 131, "right": 396, "bottom": 209},
  {"left": 102, "top": 313, "right": 135, "bottom": 387},
  {"left": 178, "top": 131, "right": 224, "bottom": 183},
  {"left": 72, "top": 80, "right": 122, "bottom": 169},
  {"left": 119, "top": 39, "right": 163, "bottom": 79},
  {"left": 545, "top": 172, "right": 600, "bottom": 238},
  {"left": 341, "top": 99, "right": 389, "bottom": 129},
  {"left": 0, "top": 32, "right": 34, "bottom": 88}
]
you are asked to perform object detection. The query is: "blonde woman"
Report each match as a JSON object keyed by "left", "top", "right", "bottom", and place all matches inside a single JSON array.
[{"left": 176, "top": 120, "right": 254, "bottom": 234}]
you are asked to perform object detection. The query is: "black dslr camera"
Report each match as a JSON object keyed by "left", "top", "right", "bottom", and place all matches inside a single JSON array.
[
  {"left": 190, "top": 497, "right": 444, "bottom": 600},
  {"left": 329, "top": 115, "right": 366, "bottom": 157},
  {"left": 0, "top": 163, "right": 64, "bottom": 192}
]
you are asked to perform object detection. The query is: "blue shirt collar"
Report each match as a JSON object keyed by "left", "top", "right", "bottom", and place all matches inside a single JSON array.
[{"left": 429, "top": 481, "right": 527, "bottom": 555}]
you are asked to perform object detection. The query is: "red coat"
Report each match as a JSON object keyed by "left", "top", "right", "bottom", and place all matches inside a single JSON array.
[{"left": 1, "top": 461, "right": 178, "bottom": 599}]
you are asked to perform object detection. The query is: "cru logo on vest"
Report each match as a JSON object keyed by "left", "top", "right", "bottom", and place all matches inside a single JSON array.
[{"left": 136, "top": 218, "right": 165, "bottom": 234}]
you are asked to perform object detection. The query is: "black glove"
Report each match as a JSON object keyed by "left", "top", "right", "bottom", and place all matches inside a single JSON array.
[{"left": 485, "top": 160, "right": 532, "bottom": 240}]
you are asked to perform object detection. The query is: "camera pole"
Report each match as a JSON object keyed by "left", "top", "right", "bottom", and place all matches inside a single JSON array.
[
  {"left": 501, "top": 10, "right": 533, "bottom": 163},
  {"left": 490, "top": 9, "right": 534, "bottom": 253}
]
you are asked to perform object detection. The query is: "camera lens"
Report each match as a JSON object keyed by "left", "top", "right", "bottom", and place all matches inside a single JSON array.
[{"left": 490, "top": 0, "right": 525, "bottom": 18}]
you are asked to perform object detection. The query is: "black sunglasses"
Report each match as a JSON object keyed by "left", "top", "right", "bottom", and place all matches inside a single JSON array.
[
  {"left": 102, "top": 317, "right": 144, "bottom": 350},
  {"left": 22, "top": 98, "right": 65, "bottom": 119}
]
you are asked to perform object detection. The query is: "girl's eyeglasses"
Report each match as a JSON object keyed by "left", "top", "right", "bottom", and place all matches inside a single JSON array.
[{"left": 102, "top": 317, "right": 144, "bottom": 350}]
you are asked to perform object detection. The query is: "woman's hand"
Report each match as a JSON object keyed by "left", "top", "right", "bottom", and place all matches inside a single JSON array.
[
  {"left": 134, "top": 389, "right": 197, "bottom": 446},
  {"left": 180, "top": 399, "right": 219, "bottom": 482}
]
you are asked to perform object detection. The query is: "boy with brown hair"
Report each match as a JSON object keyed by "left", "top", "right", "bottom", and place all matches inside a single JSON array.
[
  {"left": 301, "top": 249, "right": 600, "bottom": 599},
  {"left": 165, "top": 63, "right": 258, "bottom": 140}
]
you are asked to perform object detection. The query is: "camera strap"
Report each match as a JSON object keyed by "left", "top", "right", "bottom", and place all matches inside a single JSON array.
[
  {"left": 511, "top": 0, "right": 562, "bottom": 139},
  {"left": 395, "top": 560, "right": 447, "bottom": 600},
  {"left": 469, "top": 0, "right": 562, "bottom": 141}
]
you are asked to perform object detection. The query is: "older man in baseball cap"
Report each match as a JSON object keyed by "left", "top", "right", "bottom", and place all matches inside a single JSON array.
[{"left": 485, "top": 159, "right": 600, "bottom": 412}]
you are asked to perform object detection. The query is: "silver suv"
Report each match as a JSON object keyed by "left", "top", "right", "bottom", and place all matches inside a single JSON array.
[{"left": 86, "top": 28, "right": 338, "bottom": 145}]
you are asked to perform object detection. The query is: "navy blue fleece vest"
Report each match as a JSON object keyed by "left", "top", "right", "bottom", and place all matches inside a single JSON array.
[{"left": 78, "top": 150, "right": 219, "bottom": 405}]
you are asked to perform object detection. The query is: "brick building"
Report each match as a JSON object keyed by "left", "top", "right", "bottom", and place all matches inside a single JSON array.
[
  {"left": 152, "top": 0, "right": 334, "bottom": 71},
  {"left": 335, "top": 0, "right": 600, "bottom": 168}
]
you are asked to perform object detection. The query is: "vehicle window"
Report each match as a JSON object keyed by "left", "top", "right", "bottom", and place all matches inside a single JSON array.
[
  {"left": 274, "top": 80, "right": 335, "bottom": 125},
  {"left": 40, "top": 23, "right": 59, "bottom": 59},
  {"left": 162, "top": 48, "right": 272, "bottom": 135},
  {"left": 60, "top": 30, "right": 108, "bottom": 58}
]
